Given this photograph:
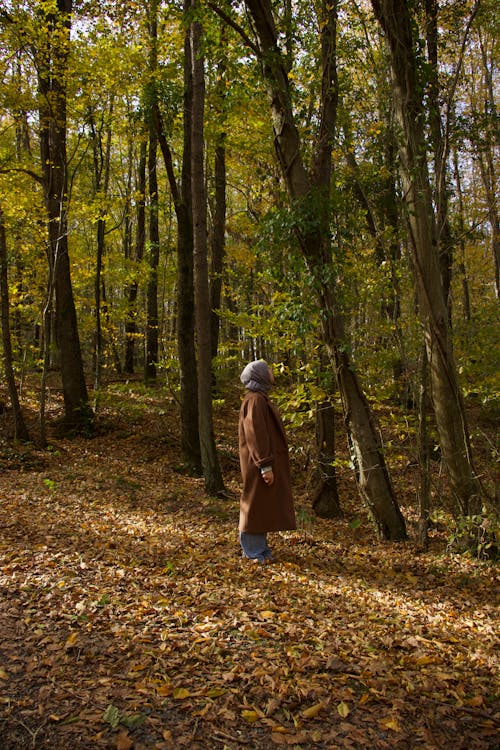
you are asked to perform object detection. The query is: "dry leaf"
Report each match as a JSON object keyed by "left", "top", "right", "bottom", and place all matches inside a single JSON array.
[
  {"left": 115, "top": 730, "right": 133, "bottom": 750},
  {"left": 302, "top": 701, "right": 324, "bottom": 719},
  {"left": 337, "top": 701, "right": 350, "bottom": 718},
  {"left": 173, "top": 687, "right": 190, "bottom": 700}
]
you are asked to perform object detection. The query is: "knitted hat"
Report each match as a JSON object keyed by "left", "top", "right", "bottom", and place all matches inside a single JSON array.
[{"left": 240, "top": 359, "right": 272, "bottom": 392}]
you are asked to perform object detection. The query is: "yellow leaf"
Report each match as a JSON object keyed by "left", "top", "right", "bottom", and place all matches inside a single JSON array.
[
  {"left": 337, "top": 701, "right": 350, "bottom": 718},
  {"left": 173, "top": 688, "right": 190, "bottom": 700},
  {"left": 379, "top": 715, "right": 401, "bottom": 732},
  {"left": 156, "top": 684, "right": 172, "bottom": 696},
  {"left": 260, "top": 610, "right": 275, "bottom": 619},
  {"left": 0, "top": 668, "right": 9, "bottom": 681},
  {"left": 302, "top": 701, "right": 324, "bottom": 719},
  {"left": 241, "top": 709, "right": 260, "bottom": 723},
  {"left": 64, "top": 632, "right": 78, "bottom": 649},
  {"left": 416, "top": 655, "right": 435, "bottom": 666}
]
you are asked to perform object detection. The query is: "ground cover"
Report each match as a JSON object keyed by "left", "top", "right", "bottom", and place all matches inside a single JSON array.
[{"left": 0, "top": 383, "right": 498, "bottom": 749}]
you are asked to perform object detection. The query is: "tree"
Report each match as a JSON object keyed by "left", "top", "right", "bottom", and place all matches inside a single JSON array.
[
  {"left": 190, "top": 0, "right": 225, "bottom": 494},
  {"left": 241, "top": 0, "right": 407, "bottom": 540},
  {"left": 370, "top": 0, "right": 482, "bottom": 515},
  {"left": 37, "top": 0, "right": 93, "bottom": 431},
  {"left": 154, "top": 0, "right": 202, "bottom": 473},
  {"left": 0, "top": 206, "right": 30, "bottom": 442}
]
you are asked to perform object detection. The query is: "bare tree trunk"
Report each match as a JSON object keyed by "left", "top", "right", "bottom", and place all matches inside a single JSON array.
[
  {"left": 424, "top": 0, "right": 454, "bottom": 319},
  {"left": 209, "top": 48, "right": 227, "bottom": 364},
  {"left": 145, "top": 125, "right": 160, "bottom": 382},
  {"left": 371, "top": 0, "right": 481, "bottom": 515},
  {"left": 88, "top": 97, "right": 114, "bottom": 394},
  {"left": 246, "top": 0, "right": 406, "bottom": 540},
  {"left": 153, "top": 5, "right": 202, "bottom": 474},
  {"left": 0, "top": 207, "right": 29, "bottom": 442},
  {"left": 38, "top": 0, "right": 93, "bottom": 432},
  {"left": 145, "top": 0, "right": 160, "bottom": 383},
  {"left": 312, "top": 401, "right": 341, "bottom": 518},
  {"left": 417, "top": 346, "right": 430, "bottom": 550},
  {"left": 477, "top": 31, "right": 500, "bottom": 299},
  {"left": 125, "top": 137, "right": 147, "bottom": 374},
  {"left": 190, "top": 2, "right": 225, "bottom": 494}
]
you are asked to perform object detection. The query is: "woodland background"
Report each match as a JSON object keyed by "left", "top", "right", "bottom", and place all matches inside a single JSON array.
[{"left": 0, "top": 0, "right": 499, "bottom": 747}]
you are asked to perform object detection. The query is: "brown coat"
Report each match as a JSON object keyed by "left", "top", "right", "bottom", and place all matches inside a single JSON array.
[{"left": 238, "top": 390, "right": 296, "bottom": 533}]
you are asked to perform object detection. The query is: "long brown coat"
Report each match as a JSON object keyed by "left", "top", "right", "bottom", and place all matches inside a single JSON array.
[{"left": 238, "top": 390, "right": 296, "bottom": 533}]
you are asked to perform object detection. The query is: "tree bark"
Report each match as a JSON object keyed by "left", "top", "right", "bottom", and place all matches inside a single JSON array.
[
  {"left": 209, "top": 49, "right": 227, "bottom": 364},
  {"left": 145, "top": 0, "right": 160, "bottom": 383},
  {"left": 371, "top": 0, "right": 481, "bottom": 515},
  {"left": 245, "top": 0, "right": 407, "bottom": 540},
  {"left": 190, "top": 3, "right": 225, "bottom": 494},
  {"left": 153, "top": 5, "right": 202, "bottom": 474},
  {"left": 312, "top": 401, "right": 341, "bottom": 518},
  {"left": 145, "top": 124, "right": 160, "bottom": 382},
  {"left": 125, "top": 137, "right": 146, "bottom": 375},
  {"left": 0, "top": 207, "right": 30, "bottom": 442},
  {"left": 37, "top": 0, "right": 93, "bottom": 432}
]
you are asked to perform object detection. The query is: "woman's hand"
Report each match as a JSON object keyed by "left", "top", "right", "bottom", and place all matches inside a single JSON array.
[{"left": 262, "top": 469, "right": 274, "bottom": 486}]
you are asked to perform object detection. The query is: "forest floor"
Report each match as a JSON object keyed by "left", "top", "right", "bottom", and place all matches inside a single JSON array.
[{"left": 0, "top": 378, "right": 498, "bottom": 750}]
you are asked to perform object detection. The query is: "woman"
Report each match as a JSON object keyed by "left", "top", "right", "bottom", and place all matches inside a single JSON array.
[{"left": 238, "top": 359, "right": 296, "bottom": 562}]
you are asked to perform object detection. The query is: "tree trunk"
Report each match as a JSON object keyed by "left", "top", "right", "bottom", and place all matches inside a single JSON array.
[
  {"left": 417, "top": 346, "right": 431, "bottom": 550},
  {"left": 312, "top": 401, "right": 341, "bottom": 518},
  {"left": 190, "top": 3, "right": 225, "bottom": 494},
  {"left": 145, "top": 124, "right": 159, "bottom": 382},
  {"left": 371, "top": 0, "right": 481, "bottom": 515},
  {"left": 0, "top": 207, "right": 30, "bottom": 442},
  {"left": 153, "top": 7, "right": 202, "bottom": 474},
  {"left": 246, "top": 0, "right": 407, "bottom": 540},
  {"left": 125, "top": 137, "right": 147, "bottom": 374},
  {"left": 145, "top": 0, "right": 160, "bottom": 383},
  {"left": 209, "top": 50, "right": 227, "bottom": 364},
  {"left": 37, "top": 0, "right": 93, "bottom": 432},
  {"left": 424, "top": 0, "right": 453, "bottom": 319},
  {"left": 88, "top": 97, "right": 114, "bottom": 393}
]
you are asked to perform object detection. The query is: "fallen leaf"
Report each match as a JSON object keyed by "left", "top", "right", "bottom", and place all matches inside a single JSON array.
[
  {"left": 173, "top": 687, "right": 190, "bottom": 700},
  {"left": 337, "top": 701, "right": 350, "bottom": 718},
  {"left": 379, "top": 715, "right": 401, "bottom": 732},
  {"left": 241, "top": 709, "right": 260, "bottom": 723},
  {"left": 116, "top": 730, "right": 133, "bottom": 750},
  {"left": 302, "top": 701, "right": 324, "bottom": 719}
]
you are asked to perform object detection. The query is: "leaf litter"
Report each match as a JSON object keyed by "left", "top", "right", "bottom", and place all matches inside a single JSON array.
[{"left": 0, "top": 386, "right": 498, "bottom": 749}]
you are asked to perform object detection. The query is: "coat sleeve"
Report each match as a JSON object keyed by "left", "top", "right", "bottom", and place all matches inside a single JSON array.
[{"left": 241, "top": 393, "right": 273, "bottom": 469}]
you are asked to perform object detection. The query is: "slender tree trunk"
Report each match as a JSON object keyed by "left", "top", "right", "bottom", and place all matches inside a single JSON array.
[
  {"left": 153, "top": 7, "right": 202, "bottom": 474},
  {"left": 145, "top": 125, "right": 160, "bottom": 382},
  {"left": 312, "top": 401, "right": 341, "bottom": 518},
  {"left": 209, "top": 49, "right": 227, "bottom": 364},
  {"left": 190, "top": 3, "right": 225, "bottom": 494},
  {"left": 0, "top": 207, "right": 29, "bottom": 442},
  {"left": 88, "top": 98, "right": 114, "bottom": 393},
  {"left": 478, "top": 31, "right": 500, "bottom": 300},
  {"left": 145, "top": 0, "right": 160, "bottom": 383},
  {"left": 424, "top": 0, "right": 453, "bottom": 319},
  {"left": 125, "top": 137, "right": 147, "bottom": 374},
  {"left": 246, "top": 0, "right": 406, "bottom": 539},
  {"left": 417, "top": 346, "right": 431, "bottom": 550},
  {"left": 37, "top": 0, "right": 93, "bottom": 432},
  {"left": 371, "top": 0, "right": 481, "bottom": 516},
  {"left": 452, "top": 142, "right": 472, "bottom": 323}
]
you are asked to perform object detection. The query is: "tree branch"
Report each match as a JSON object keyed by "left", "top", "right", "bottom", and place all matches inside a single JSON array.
[{"left": 207, "top": 2, "right": 261, "bottom": 58}]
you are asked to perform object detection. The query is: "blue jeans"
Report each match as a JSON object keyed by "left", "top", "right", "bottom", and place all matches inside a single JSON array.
[{"left": 239, "top": 532, "right": 273, "bottom": 561}]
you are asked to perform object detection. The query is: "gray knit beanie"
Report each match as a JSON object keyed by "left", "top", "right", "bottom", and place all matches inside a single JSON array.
[{"left": 240, "top": 359, "right": 272, "bottom": 392}]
